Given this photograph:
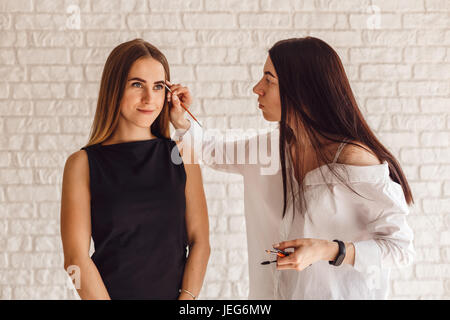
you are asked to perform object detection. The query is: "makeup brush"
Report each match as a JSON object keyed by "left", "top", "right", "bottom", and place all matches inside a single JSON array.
[
  {"left": 265, "top": 250, "right": 286, "bottom": 258},
  {"left": 164, "top": 83, "right": 203, "bottom": 128},
  {"left": 265, "top": 249, "right": 290, "bottom": 257},
  {"left": 260, "top": 260, "right": 277, "bottom": 265}
]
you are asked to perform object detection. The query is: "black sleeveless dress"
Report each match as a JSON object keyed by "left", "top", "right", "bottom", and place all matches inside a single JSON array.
[{"left": 80, "top": 138, "right": 188, "bottom": 300}]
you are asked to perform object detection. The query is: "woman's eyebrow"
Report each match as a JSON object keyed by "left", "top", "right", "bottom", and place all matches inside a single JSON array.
[
  {"left": 264, "top": 71, "right": 277, "bottom": 78},
  {"left": 127, "top": 77, "right": 165, "bottom": 84}
]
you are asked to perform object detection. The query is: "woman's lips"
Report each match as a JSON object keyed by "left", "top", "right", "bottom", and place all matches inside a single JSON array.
[
  {"left": 258, "top": 103, "right": 264, "bottom": 109},
  {"left": 137, "top": 109, "right": 154, "bottom": 114}
]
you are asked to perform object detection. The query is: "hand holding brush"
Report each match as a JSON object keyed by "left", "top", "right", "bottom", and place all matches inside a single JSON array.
[{"left": 165, "top": 80, "right": 203, "bottom": 128}]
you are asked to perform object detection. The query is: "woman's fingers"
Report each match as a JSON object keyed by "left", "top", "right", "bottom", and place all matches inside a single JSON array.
[
  {"left": 277, "top": 254, "right": 297, "bottom": 265},
  {"left": 171, "top": 87, "right": 189, "bottom": 99},
  {"left": 170, "top": 94, "right": 183, "bottom": 112},
  {"left": 172, "top": 93, "right": 180, "bottom": 104},
  {"left": 273, "top": 240, "right": 300, "bottom": 250},
  {"left": 276, "top": 263, "right": 298, "bottom": 270},
  {"left": 164, "top": 81, "right": 188, "bottom": 96},
  {"left": 165, "top": 81, "right": 193, "bottom": 109},
  {"left": 165, "top": 81, "right": 183, "bottom": 96},
  {"left": 166, "top": 82, "right": 181, "bottom": 91},
  {"left": 170, "top": 84, "right": 182, "bottom": 91},
  {"left": 166, "top": 84, "right": 182, "bottom": 99},
  {"left": 172, "top": 86, "right": 189, "bottom": 95},
  {"left": 166, "top": 88, "right": 180, "bottom": 106}
]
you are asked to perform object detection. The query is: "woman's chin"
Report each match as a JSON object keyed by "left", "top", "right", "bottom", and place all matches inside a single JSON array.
[
  {"left": 133, "top": 119, "right": 156, "bottom": 128},
  {"left": 261, "top": 111, "right": 276, "bottom": 122}
]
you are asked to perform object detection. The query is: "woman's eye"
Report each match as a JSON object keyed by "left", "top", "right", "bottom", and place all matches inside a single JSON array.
[
  {"left": 132, "top": 82, "right": 143, "bottom": 88},
  {"left": 153, "top": 84, "right": 164, "bottom": 90}
]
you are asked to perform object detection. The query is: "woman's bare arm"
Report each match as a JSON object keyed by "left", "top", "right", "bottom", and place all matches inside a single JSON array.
[
  {"left": 176, "top": 143, "right": 211, "bottom": 300},
  {"left": 60, "top": 150, "right": 111, "bottom": 300}
]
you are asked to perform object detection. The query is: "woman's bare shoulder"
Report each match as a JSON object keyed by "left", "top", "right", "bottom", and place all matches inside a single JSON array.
[
  {"left": 67, "top": 149, "right": 88, "bottom": 166},
  {"left": 337, "top": 140, "right": 382, "bottom": 166},
  {"left": 64, "top": 150, "right": 89, "bottom": 181}
]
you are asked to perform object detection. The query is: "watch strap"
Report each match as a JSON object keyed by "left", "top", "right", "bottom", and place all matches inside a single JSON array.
[{"left": 329, "top": 239, "right": 346, "bottom": 266}]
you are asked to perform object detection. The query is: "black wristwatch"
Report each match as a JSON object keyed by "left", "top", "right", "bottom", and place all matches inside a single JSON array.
[{"left": 329, "top": 239, "right": 346, "bottom": 266}]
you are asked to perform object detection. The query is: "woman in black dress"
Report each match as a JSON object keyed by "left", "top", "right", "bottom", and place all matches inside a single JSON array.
[{"left": 60, "top": 39, "right": 210, "bottom": 300}]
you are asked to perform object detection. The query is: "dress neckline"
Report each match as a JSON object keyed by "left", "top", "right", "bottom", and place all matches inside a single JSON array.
[{"left": 99, "top": 138, "right": 162, "bottom": 147}]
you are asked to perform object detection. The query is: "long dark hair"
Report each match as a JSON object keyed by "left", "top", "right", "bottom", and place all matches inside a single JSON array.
[
  {"left": 83, "top": 38, "right": 171, "bottom": 148},
  {"left": 269, "top": 37, "right": 414, "bottom": 219}
]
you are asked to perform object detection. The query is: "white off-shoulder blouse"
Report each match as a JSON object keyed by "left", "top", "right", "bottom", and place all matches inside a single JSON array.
[
  {"left": 174, "top": 117, "right": 415, "bottom": 300},
  {"left": 275, "top": 145, "right": 415, "bottom": 299}
]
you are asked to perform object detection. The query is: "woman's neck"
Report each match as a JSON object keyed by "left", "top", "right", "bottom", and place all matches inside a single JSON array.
[{"left": 288, "top": 133, "right": 345, "bottom": 176}]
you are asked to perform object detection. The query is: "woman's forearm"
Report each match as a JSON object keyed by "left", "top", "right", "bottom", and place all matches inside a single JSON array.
[
  {"left": 64, "top": 257, "right": 111, "bottom": 300},
  {"left": 178, "top": 242, "right": 210, "bottom": 300}
]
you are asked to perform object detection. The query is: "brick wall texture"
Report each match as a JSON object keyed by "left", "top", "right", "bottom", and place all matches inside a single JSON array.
[{"left": 0, "top": 0, "right": 449, "bottom": 299}]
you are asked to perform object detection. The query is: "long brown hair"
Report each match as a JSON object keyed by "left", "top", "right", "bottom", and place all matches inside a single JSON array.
[
  {"left": 82, "top": 38, "right": 171, "bottom": 148},
  {"left": 269, "top": 37, "right": 414, "bottom": 219}
]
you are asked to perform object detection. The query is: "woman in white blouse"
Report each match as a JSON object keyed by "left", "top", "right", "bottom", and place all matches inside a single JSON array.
[{"left": 167, "top": 37, "right": 415, "bottom": 299}]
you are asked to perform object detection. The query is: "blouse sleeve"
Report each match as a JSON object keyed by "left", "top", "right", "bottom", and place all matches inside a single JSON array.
[
  {"left": 352, "top": 179, "right": 415, "bottom": 275},
  {"left": 171, "top": 115, "right": 279, "bottom": 176}
]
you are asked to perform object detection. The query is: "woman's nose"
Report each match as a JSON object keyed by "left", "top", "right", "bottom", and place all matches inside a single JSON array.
[
  {"left": 253, "top": 82, "right": 263, "bottom": 96},
  {"left": 142, "top": 89, "right": 152, "bottom": 103}
]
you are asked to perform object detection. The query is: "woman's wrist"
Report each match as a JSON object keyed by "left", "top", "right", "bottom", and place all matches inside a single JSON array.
[
  {"left": 320, "top": 240, "right": 355, "bottom": 266},
  {"left": 172, "top": 118, "right": 191, "bottom": 131},
  {"left": 321, "top": 240, "right": 340, "bottom": 262},
  {"left": 178, "top": 291, "right": 196, "bottom": 300}
]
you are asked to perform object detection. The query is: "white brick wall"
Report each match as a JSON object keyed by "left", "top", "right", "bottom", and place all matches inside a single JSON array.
[{"left": 0, "top": 0, "right": 449, "bottom": 300}]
